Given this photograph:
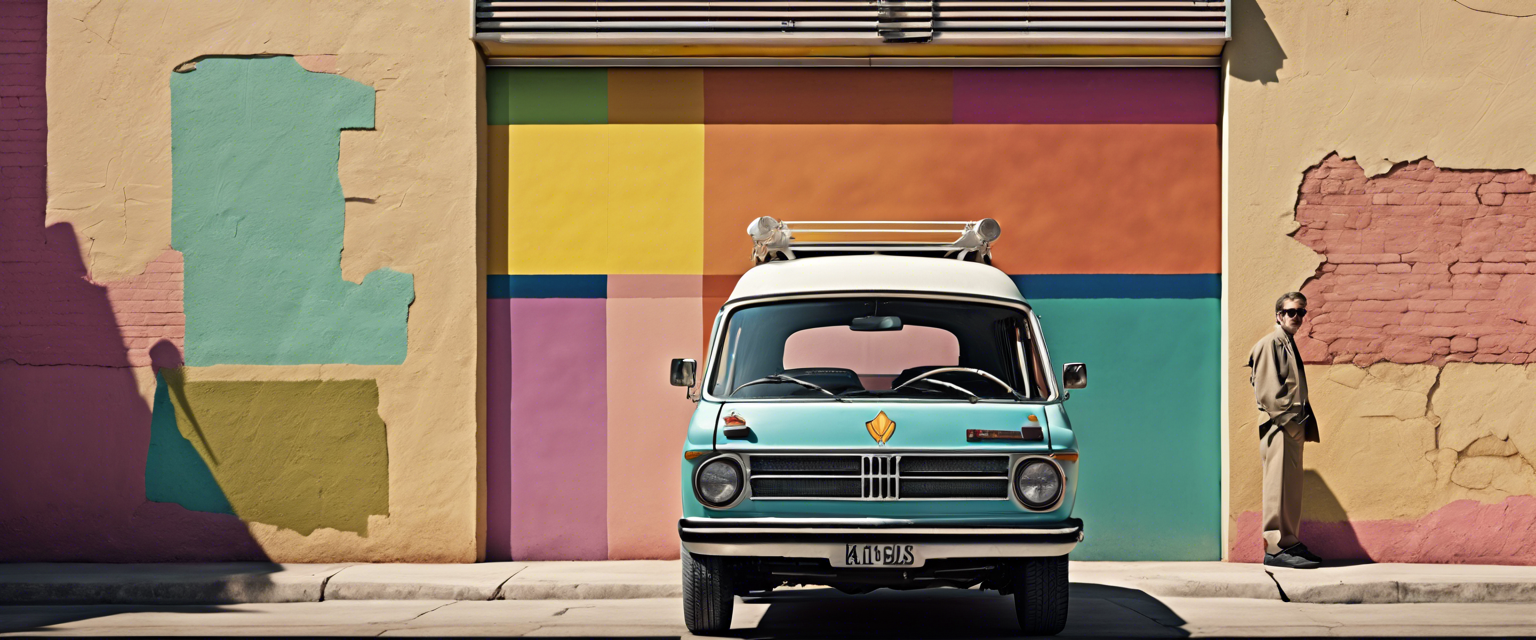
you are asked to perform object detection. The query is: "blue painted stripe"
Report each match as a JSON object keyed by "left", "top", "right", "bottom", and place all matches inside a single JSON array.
[
  {"left": 1011, "top": 274, "right": 1219, "bottom": 299},
  {"left": 488, "top": 275, "right": 607, "bottom": 299}
]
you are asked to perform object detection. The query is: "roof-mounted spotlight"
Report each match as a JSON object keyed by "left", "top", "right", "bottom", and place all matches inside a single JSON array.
[
  {"left": 977, "top": 218, "right": 1001, "bottom": 243},
  {"left": 748, "top": 216, "right": 794, "bottom": 263}
]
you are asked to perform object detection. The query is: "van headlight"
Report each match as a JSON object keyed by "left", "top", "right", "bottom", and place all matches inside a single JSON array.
[
  {"left": 695, "top": 457, "right": 743, "bottom": 508},
  {"left": 1014, "top": 459, "right": 1063, "bottom": 510}
]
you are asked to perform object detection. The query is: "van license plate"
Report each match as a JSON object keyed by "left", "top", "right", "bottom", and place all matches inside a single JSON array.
[{"left": 835, "top": 544, "right": 922, "bottom": 567}]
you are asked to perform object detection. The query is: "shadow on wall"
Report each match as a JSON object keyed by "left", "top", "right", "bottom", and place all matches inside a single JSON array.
[
  {"left": 1228, "top": 0, "right": 1287, "bottom": 84},
  {"left": 0, "top": 231, "right": 265, "bottom": 559},
  {"left": 1298, "top": 470, "right": 1369, "bottom": 560}
]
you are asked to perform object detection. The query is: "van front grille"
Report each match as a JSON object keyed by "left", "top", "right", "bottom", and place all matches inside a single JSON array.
[{"left": 747, "top": 453, "right": 1011, "bottom": 501}]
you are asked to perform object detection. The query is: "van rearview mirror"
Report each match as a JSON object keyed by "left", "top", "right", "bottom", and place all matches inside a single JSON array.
[{"left": 851, "top": 315, "right": 903, "bottom": 332}]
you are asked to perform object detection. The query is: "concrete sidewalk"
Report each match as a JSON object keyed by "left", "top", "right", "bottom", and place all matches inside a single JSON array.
[{"left": 2, "top": 560, "right": 1534, "bottom": 606}]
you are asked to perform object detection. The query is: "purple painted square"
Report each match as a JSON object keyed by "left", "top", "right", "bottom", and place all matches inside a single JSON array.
[
  {"left": 491, "top": 298, "right": 609, "bottom": 560},
  {"left": 954, "top": 68, "right": 1220, "bottom": 124}
]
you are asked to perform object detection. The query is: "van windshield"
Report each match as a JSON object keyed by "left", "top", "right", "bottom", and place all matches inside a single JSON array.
[{"left": 708, "top": 298, "right": 1050, "bottom": 401}]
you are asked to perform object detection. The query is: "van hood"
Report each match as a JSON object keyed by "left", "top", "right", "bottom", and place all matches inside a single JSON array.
[{"left": 714, "top": 401, "right": 1051, "bottom": 450}]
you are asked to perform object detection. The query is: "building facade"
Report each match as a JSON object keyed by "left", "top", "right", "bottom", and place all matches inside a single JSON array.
[{"left": 0, "top": 0, "right": 1532, "bottom": 563}]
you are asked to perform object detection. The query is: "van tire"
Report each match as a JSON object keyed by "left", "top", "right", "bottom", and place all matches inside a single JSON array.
[
  {"left": 682, "top": 549, "right": 734, "bottom": 635},
  {"left": 1012, "top": 555, "right": 1069, "bottom": 636}
]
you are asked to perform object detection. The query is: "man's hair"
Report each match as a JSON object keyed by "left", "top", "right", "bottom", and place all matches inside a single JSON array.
[{"left": 1275, "top": 291, "right": 1307, "bottom": 313}]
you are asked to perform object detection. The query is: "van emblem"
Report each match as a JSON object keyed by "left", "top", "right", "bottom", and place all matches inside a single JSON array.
[{"left": 866, "top": 411, "right": 896, "bottom": 446}]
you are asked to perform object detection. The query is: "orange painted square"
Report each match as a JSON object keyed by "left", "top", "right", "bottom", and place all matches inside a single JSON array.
[{"left": 703, "top": 124, "right": 1220, "bottom": 276}]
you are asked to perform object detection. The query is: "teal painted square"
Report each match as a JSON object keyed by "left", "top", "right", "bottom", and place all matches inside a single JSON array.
[
  {"left": 144, "top": 372, "right": 234, "bottom": 515},
  {"left": 1030, "top": 298, "right": 1221, "bottom": 561},
  {"left": 495, "top": 69, "right": 608, "bottom": 124}
]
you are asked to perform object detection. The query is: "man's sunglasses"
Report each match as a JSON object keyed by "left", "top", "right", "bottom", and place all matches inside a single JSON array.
[{"left": 1279, "top": 308, "right": 1308, "bottom": 319}]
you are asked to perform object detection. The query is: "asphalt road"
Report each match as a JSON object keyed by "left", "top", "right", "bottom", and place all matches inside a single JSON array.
[{"left": 3, "top": 584, "right": 1536, "bottom": 637}]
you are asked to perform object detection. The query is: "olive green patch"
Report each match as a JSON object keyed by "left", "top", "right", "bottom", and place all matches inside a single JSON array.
[{"left": 162, "top": 372, "right": 389, "bottom": 536}]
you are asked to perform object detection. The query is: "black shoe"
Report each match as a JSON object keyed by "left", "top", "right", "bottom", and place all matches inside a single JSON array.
[
  {"left": 1286, "top": 543, "right": 1324, "bottom": 564},
  {"left": 1264, "top": 550, "right": 1321, "bottom": 569}
]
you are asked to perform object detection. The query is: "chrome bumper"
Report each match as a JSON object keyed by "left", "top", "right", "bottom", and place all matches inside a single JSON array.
[{"left": 679, "top": 517, "right": 1083, "bottom": 560}]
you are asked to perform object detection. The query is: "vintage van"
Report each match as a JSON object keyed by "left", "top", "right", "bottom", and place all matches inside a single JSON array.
[{"left": 670, "top": 218, "right": 1087, "bottom": 636}]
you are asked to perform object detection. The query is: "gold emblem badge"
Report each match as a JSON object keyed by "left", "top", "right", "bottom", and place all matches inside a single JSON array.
[{"left": 866, "top": 411, "right": 896, "bottom": 446}]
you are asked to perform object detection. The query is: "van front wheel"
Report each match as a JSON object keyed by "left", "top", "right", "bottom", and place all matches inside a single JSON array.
[
  {"left": 1012, "top": 555, "right": 1069, "bottom": 636},
  {"left": 682, "top": 549, "right": 734, "bottom": 635}
]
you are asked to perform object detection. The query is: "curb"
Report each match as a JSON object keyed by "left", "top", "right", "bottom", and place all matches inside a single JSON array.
[{"left": 3, "top": 561, "right": 1535, "bottom": 606}]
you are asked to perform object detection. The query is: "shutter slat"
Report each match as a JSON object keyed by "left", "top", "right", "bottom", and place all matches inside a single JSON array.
[{"left": 475, "top": 0, "right": 1230, "bottom": 46}]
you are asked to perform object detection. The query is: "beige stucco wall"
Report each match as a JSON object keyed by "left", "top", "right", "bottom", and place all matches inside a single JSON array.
[
  {"left": 46, "top": 0, "right": 483, "bottom": 561},
  {"left": 1225, "top": 0, "right": 1536, "bottom": 557}
]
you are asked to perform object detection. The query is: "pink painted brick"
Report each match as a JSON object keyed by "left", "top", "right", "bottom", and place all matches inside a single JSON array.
[{"left": 1294, "top": 156, "right": 1536, "bottom": 365}]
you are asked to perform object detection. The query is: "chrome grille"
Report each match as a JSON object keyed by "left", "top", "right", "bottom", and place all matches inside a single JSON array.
[
  {"left": 900, "top": 478, "right": 1009, "bottom": 498},
  {"left": 748, "top": 453, "right": 1011, "bottom": 501}
]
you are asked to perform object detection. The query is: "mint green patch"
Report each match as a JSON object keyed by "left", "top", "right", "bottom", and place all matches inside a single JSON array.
[
  {"left": 1030, "top": 297, "right": 1221, "bottom": 561},
  {"left": 144, "top": 372, "right": 235, "bottom": 515},
  {"left": 171, "top": 57, "right": 413, "bottom": 366},
  {"left": 490, "top": 68, "right": 607, "bottom": 124}
]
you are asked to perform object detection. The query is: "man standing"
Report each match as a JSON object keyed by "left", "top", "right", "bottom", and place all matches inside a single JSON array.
[{"left": 1248, "top": 292, "right": 1323, "bottom": 569}]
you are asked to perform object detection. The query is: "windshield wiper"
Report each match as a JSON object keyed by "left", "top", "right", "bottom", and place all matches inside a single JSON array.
[
  {"left": 732, "top": 374, "right": 847, "bottom": 401},
  {"left": 904, "top": 378, "right": 983, "bottom": 404},
  {"left": 893, "top": 367, "right": 1031, "bottom": 402}
]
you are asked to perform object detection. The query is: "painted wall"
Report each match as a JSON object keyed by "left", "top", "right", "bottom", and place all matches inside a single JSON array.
[
  {"left": 0, "top": 1, "right": 481, "bottom": 561},
  {"left": 1226, "top": 0, "right": 1536, "bottom": 563},
  {"left": 486, "top": 68, "right": 1222, "bottom": 560}
]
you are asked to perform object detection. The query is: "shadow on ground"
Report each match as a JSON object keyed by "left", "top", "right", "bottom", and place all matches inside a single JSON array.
[{"left": 731, "top": 583, "right": 1188, "bottom": 639}]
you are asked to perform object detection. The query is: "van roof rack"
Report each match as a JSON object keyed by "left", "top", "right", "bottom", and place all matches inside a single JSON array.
[{"left": 747, "top": 217, "right": 1001, "bottom": 264}]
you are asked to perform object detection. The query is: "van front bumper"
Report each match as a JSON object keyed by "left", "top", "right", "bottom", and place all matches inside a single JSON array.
[{"left": 678, "top": 517, "right": 1082, "bottom": 562}]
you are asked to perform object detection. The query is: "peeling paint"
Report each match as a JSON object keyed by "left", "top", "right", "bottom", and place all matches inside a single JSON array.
[
  {"left": 170, "top": 56, "right": 414, "bottom": 366},
  {"left": 1228, "top": 0, "right": 1536, "bottom": 562},
  {"left": 42, "top": 0, "right": 480, "bottom": 561}
]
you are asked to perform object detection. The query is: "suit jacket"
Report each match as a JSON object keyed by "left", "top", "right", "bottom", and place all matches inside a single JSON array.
[{"left": 1248, "top": 325, "right": 1320, "bottom": 443}]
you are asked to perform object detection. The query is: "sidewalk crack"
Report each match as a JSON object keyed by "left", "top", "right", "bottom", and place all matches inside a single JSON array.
[
  {"left": 490, "top": 564, "right": 529, "bottom": 601},
  {"left": 318, "top": 564, "right": 355, "bottom": 602},
  {"left": 1264, "top": 569, "right": 1291, "bottom": 602},
  {"left": 373, "top": 602, "right": 457, "bottom": 637}
]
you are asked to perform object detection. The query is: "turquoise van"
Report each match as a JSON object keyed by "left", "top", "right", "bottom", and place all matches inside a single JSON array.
[{"left": 670, "top": 218, "right": 1087, "bottom": 636}]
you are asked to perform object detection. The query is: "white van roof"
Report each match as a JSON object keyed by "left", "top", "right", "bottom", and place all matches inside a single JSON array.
[{"left": 727, "top": 255, "right": 1026, "bottom": 305}]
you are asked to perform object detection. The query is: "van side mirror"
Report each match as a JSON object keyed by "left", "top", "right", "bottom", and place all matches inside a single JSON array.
[
  {"left": 1062, "top": 363, "right": 1087, "bottom": 390},
  {"left": 670, "top": 358, "right": 697, "bottom": 388}
]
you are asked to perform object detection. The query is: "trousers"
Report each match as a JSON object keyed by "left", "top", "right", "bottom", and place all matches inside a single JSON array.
[{"left": 1260, "top": 420, "right": 1304, "bottom": 555}]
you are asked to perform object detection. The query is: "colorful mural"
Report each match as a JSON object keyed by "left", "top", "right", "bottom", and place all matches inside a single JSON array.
[{"left": 486, "top": 67, "right": 1223, "bottom": 560}]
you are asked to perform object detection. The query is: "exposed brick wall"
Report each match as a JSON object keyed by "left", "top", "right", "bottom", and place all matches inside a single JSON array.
[
  {"left": 1294, "top": 154, "right": 1536, "bottom": 366},
  {"left": 102, "top": 251, "right": 186, "bottom": 367},
  {"left": 0, "top": 2, "right": 186, "bottom": 368}
]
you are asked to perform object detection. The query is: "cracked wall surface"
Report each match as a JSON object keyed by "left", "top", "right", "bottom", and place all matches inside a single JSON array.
[
  {"left": 1228, "top": 0, "right": 1536, "bottom": 563},
  {"left": 0, "top": 1, "right": 481, "bottom": 562}
]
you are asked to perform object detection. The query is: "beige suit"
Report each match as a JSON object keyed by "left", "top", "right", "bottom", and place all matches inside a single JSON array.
[{"left": 1248, "top": 325, "right": 1319, "bottom": 555}]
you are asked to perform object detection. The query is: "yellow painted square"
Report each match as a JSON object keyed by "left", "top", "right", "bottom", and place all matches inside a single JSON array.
[
  {"left": 488, "top": 126, "right": 510, "bottom": 273},
  {"left": 503, "top": 125, "right": 704, "bottom": 274}
]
